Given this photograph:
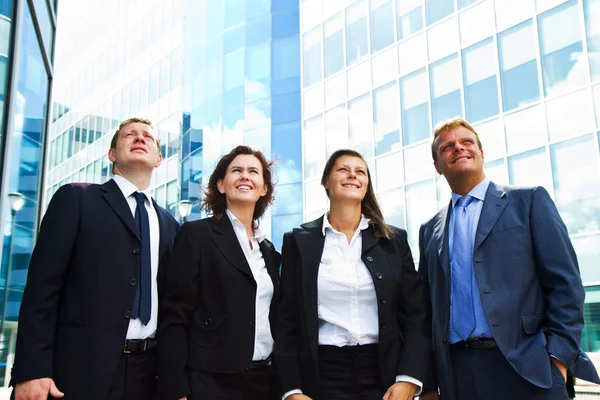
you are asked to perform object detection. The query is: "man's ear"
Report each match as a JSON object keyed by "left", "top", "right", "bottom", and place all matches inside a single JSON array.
[
  {"left": 434, "top": 161, "right": 442, "bottom": 175},
  {"left": 108, "top": 148, "right": 116, "bottom": 163}
]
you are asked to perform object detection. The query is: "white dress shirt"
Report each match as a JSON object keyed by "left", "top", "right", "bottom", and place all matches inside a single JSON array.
[
  {"left": 283, "top": 214, "right": 422, "bottom": 400},
  {"left": 112, "top": 175, "right": 160, "bottom": 340},
  {"left": 226, "top": 209, "right": 274, "bottom": 361}
]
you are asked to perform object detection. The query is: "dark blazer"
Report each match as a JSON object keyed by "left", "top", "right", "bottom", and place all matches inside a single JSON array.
[
  {"left": 418, "top": 182, "right": 600, "bottom": 399},
  {"left": 157, "top": 216, "right": 282, "bottom": 400},
  {"left": 10, "top": 179, "right": 179, "bottom": 400},
  {"left": 275, "top": 217, "right": 430, "bottom": 398}
]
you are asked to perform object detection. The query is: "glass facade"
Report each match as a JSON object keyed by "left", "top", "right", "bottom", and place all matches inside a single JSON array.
[
  {"left": 300, "top": 0, "right": 600, "bottom": 354},
  {"left": 181, "top": 0, "right": 302, "bottom": 250},
  {"left": 0, "top": 0, "right": 56, "bottom": 386}
]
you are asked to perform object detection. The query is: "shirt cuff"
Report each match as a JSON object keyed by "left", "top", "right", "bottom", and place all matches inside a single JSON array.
[
  {"left": 396, "top": 375, "right": 423, "bottom": 397},
  {"left": 282, "top": 389, "right": 302, "bottom": 399}
]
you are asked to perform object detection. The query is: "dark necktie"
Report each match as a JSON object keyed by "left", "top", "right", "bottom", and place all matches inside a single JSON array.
[
  {"left": 132, "top": 192, "right": 151, "bottom": 325},
  {"left": 451, "top": 195, "right": 475, "bottom": 341}
]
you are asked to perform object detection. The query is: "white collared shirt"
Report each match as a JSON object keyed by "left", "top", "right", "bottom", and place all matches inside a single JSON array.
[
  {"left": 283, "top": 213, "right": 422, "bottom": 399},
  {"left": 226, "top": 209, "right": 274, "bottom": 361},
  {"left": 112, "top": 175, "right": 160, "bottom": 340}
]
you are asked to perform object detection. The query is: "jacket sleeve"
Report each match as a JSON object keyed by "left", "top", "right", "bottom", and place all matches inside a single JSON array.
[
  {"left": 393, "top": 228, "right": 432, "bottom": 384},
  {"left": 157, "top": 222, "right": 201, "bottom": 400},
  {"left": 530, "top": 186, "right": 584, "bottom": 368},
  {"left": 11, "top": 184, "right": 81, "bottom": 385},
  {"left": 274, "top": 231, "right": 304, "bottom": 394}
]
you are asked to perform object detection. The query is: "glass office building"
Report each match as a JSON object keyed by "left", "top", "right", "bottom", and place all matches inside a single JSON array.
[
  {"left": 299, "top": 0, "right": 600, "bottom": 354},
  {"left": 181, "top": 0, "right": 302, "bottom": 249},
  {"left": 0, "top": 0, "right": 57, "bottom": 386}
]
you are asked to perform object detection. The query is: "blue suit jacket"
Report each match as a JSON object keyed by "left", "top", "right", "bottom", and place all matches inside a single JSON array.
[{"left": 418, "top": 182, "right": 599, "bottom": 399}]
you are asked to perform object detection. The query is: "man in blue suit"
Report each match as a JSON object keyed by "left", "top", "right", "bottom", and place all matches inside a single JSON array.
[{"left": 418, "top": 117, "right": 599, "bottom": 399}]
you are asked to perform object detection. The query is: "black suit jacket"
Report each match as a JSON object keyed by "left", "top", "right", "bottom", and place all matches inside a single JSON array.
[
  {"left": 157, "top": 216, "right": 282, "bottom": 400},
  {"left": 275, "top": 217, "right": 430, "bottom": 398},
  {"left": 10, "top": 179, "right": 179, "bottom": 400}
]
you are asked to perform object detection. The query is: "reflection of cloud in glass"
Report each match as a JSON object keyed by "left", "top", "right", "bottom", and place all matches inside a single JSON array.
[
  {"left": 273, "top": 183, "right": 302, "bottom": 216},
  {"left": 275, "top": 159, "right": 302, "bottom": 184},
  {"left": 244, "top": 79, "right": 269, "bottom": 100}
]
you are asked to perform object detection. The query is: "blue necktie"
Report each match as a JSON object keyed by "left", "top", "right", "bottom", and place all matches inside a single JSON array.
[
  {"left": 132, "top": 192, "right": 151, "bottom": 325},
  {"left": 451, "top": 195, "right": 475, "bottom": 341}
]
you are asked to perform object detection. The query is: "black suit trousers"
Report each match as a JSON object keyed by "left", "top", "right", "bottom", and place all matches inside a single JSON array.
[
  {"left": 187, "top": 366, "right": 279, "bottom": 400},
  {"left": 106, "top": 350, "right": 157, "bottom": 400}
]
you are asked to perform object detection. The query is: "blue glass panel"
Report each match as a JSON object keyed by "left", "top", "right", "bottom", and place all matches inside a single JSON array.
[
  {"left": 346, "top": 1, "right": 368, "bottom": 66},
  {"left": 271, "top": 213, "right": 303, "bottom": 251},
  {"left": 324, "top": 15, "right": 344, "bottom": 78},
  {"left": 247, "top": 0, "right": 271, "bottom": 19},
  {"left": 272, "top": 92, "right": 301, "bottom": 124},
  {"left": 223, "top": 50, "right": 244, "bottom": 106},
  {"left": 5, "top": 225, "right": 33, "bottom": 290},
  {"left": 373, "top": 81, "right": 400, "bottom": 156},
  {"left": 32, "top": 0, "right": 53, "bottom": 57},
  {"left": 272, "top": 0, "right": 298, "bottom": 12},
  {"left": 224, "top": 0, "right": 244, "bottom": 28},
  {"left": 303, "top": 27, "right": 322, "bottom": 86},
  {"left": 273, "top": 8, "right": 299, "bottom": 38},
  {"left": 224, "top": 24, "right": 245, "bottom": 55},
  {"left": 206, "top": 34, "right": 224, "bottom": 61},
  {"left": 272, "top": 121, "right": 302, "bottom": 184},
  {"left": 370, "top": 0, "right": 394, "bottom": 53},
  {"left": 430, "top": 55, "right": 462, "bottom": 126},
  {"left": 246, "top": 41, "right": 271, "bottom": 101},
  {"left": 0, "top": 0, "right": 13, "bottom": 17},
  {"left": 401, "top": 69, "right": 429, "bottom": 145},
  {"left": 190, "top": 127, "right": 203, "bottom": 153},
  {"left": 463, "top": 38, "right": 499, "bottom": 122},
  {"left": 206, "top": 1, "right": 224, "bottom": 37},
  {"left": 458, "top": 0, "right": 478, "bottom": 8},
  {"left": 397, "top": 1, "right": 423, "bottom": 40},
  {"left": 246, "top": 14, "right": 271, "bottom": 46},
  {"left": 426, "top": 0, "right": 454, "bottom": 25},
  {"left": 272, "top": 183, "right": 303, "bottom": 215},
  {"left": 498, "top": 20, "right": 540, "bottom": 111},
  {"left": 582, "top": 285, "right": 600, "bottom": 352},
  {"left": 273, "top": 35, "right": 300, "bottom": 95},
  {"left": 584, "top": 0, "right": 600, "bottom": 81}
]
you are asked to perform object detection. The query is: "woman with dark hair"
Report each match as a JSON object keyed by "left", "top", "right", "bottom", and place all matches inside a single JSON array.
[
  {"left": 276, "top": 149, "right": 430, "bottom": 400},
  {"left": 157, "top": 145, "right": 281, "bottom": 400}
]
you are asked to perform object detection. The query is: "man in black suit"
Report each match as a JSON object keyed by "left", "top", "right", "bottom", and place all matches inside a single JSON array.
[{"left": 10, "top": 118, "right": 179, "bottom": 400}]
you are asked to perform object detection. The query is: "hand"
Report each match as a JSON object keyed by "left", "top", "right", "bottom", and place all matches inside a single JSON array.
[
  {"left": 383, "top": 381, "right": 418, "bottom": 400},
  {"left": 178, "top": 398, "right": 187, "bottom": 400},
  {"left": 551, "top": 358, "right": 567, "bottom": 382},
  {"left": 15, "top": 378, "right": 64, "bottom": 400},
  {"left": 419, "top": 391, "right": 440, "bottom": 400},
  {"left": 287, "top": 395, "right": 313, "bottom": 400}
]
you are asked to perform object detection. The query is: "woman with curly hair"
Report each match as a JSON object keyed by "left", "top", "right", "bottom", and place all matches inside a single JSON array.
[{"left": 157, "top": 145, "right": 281, "bottom": 400}]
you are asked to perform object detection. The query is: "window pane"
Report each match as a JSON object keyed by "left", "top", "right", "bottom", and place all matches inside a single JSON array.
[
  {"left": 273, "top": 8, "right": 300, "bottom": 38},
  {"left": 272, "top": 213, "right": 303, "bottom": 251},
  {"left": 498, "top": 20, "right": 540, "bottom": 111},
  {"left": 397, "top": 0, "right": 423, "bottom": 40},
  {"left": 303, "top": 26, "right": 322, "bottom": 87},
  {"left": 427, "top": 17, "right": 459, "bottom": 62},
  {"left": 223, "top": 50, "right": 244, "bottom": 106},
  {"left": 504, "top": 104, "right": 546, "bottom": 154},
  {"left": 273, "top": 35, "right": 300, "bottom": 95},
  {"left": 346, "top": 0, "right": 368, "bottom": 66},
  {"left": 574, "top": 236, "right": 600, "bottom": 282},
  {"left": 246, "top": 14, "right": 271, "bottom": 46},
  {"left": 406, "top": 179, "right": 437, "bottom": 257},
  {"left": 379, "top": 187, "right": 405, "bottom": 228},
  {"left": 324, "top": 14, "right": 344, "bottom": 78},
  {"left": 374, "top": 81, "right": 400, "bottom": 155},
  {"left": 305, "top": 178, "right": 328, "bottom": 212},
  {"left": 458, "top": 0, "right": 478, "bottom": 8},
  {"left": 303, "top": 83, "right": 324, "bottom": 118},
  {"left": 459, "top": 0, "right": 495, "bottom": 48},
  {"left": 546, "top": 89, "right": 595, "bottom": 142},
  {"left": 348, "top": 94, "right": 374, "bottom": 158},
  {"left": 272, "top": 183, "right": 303, "bottom": 216},
  {"left": 426, "top": 0, "right": 454, "bottom": 25},
  {"left": 325, "top": 73, "right": 347, "bottom": 109},
  {"left": 372, "top": 47, "right": 398, "bottom": 88},
  {"left": 404, "top": 142, "right": 432, "bottom": 182},
  {"left": 304, "top": 115, "right": 326, "bottom": 179},
  {"left": 224, "top": 24, "right": 245, "bottom": 55},
  {"left": 398, "top": 33, "right": 427, "bottom": 76},
  {"left": 401, "top": 69, "right": 430, "bottom": 145},
  {"left": 495, "top": 0, "right": 535, "bottom": 31},
  {"left": 224, "top": 0, "right": 244, "bottom": 28},
  {"left": 538, "top": 0, "right": 586, "bottom": 96},
  {"left": 508, "top": 147, "right": 553, "bottom": 192},
  {"left": 474, "top": 118, "right": 506, "bottom": 161},
  {"left": 484, "top": 159, "right": 508, "bottom": 185},
  {"left": 370, "top": 0, "right": 395, "bottom": 53},
  {"left": 325, "top": 105, "right": 348, "bottom": 156},
  {"left": 584, "top": 0, "right": 600, "bottom": 81},
  {"left": 246, "top": 42, "right": 271, "bottom": 101},
  {"left": 272, "top": 121, "right": 302, "bottom": 184},
  {"left": 430, "top": 54, "right": 462, "bottom": 126},
  {"left": 582, "top": 285, "right": 600, "bottom": 353},
  {"left": 347, "top": 61, "right": 371, "bottom": 99},
  {"left": 551, "top": 134, "right": 600, "bottom": 234},
  {"left": 376, "top": 151, "right": 403, "bottom": 191},
  {"left": 463, "top": 38, "right": 500, "bottom": 122},
  {"left": 594, "top": 84, "right": 600, "bottom": 128}
]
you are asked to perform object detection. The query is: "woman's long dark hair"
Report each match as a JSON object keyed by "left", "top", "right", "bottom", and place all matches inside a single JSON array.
[
  {"left": 321, "top": 149, "right": 392, "bottom": 240},
  {"left": 201, "top": 145, "right": 275, "bottom": 224}
]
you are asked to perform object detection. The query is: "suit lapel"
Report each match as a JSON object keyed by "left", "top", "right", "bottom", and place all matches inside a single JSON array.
[
  {"left": 153, "top": 200, "right": 170, "bottom": 259},
  {"left": 474, "top": 182, "right": 507, "bottom": 250},
  {"left": 434, "top": 202, "right": 451, "bottom": 276},
  {"left": 259, "top": 240, "right": 281, "bottom": 289},
  {"left": 101, "top": 179, "right": 139, "bottom": 239},
  {"left": 211, "top": 216, "right": 253, "bottom": 278}
]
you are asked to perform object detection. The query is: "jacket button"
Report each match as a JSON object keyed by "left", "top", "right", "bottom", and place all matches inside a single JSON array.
[
  {"left": 381, "top": 323, "right": 387, "bottom": 330},
  {"left": 443, "top": 338, "right": 447, "bottom": 344},
  {"left": 249, "top": 321, "right": 253, "bottom": 325},
  {"left": 376, "top": 272, "right": 382, "bottom": 280},
  {"left": 133, "top": 248, "right": 141, "bottom": 254},
  {"left": 204, "top": 318, "right": 211, "bottom": 326},
  {"left": 380, "top": 298, "right": 386, "bottom": 305},
  {"left": 129, "top": 278, "right": 137, "bottom": 286},
  {"left": 366, "top": 256, "right": 373, "bottom": 262},
  {"left": 124, "top": 311, "right": 132, "bottom": 318}
]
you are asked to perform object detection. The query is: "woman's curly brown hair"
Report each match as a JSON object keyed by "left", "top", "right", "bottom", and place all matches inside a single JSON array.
[{"left": 200, "top": 145, "right": 275, "bottom": 223}]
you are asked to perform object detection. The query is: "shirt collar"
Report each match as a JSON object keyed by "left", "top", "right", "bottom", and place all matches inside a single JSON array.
[
  {"left": 112, "top": 175, "right": 153, "bottom": 203},
  {"left": 451, "top": 177, "right": 491, "bottom": 208},
  {"left": 321, "top": 213, "right": 370, "bottom": 236},
  {"left": 225, "top": 209, "right": 266, "bottom": 243}
]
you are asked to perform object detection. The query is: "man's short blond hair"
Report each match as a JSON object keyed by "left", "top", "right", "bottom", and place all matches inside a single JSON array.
[
  {"left": 431, "top": 117, "right": 482, "bottom": 162},
  {"left": 110, "top": 117, "right": 160, "bottom": 151}
]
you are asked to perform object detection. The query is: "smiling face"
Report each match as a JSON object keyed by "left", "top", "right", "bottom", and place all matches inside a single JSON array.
[
  {"left": 434, "top": 126, "right": 485, "bottom": 186},
  {"left": 108, "top": 122, "right": 162, "bottom": 174},
  {"left": 324, "top": 155, "right": 369, "bottom": 203},
  {"left": 217, "top": 154, "right": 268, "bottom": 208}
]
